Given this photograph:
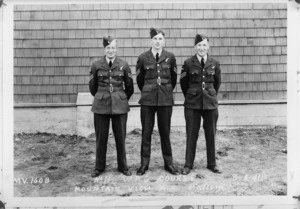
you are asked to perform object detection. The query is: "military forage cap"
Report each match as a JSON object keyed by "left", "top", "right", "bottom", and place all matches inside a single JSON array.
[
  {"left": 150, "top": 27, "right": 165, "bottom": 39},
  {"left": 103, "top": 36, "right": 114, "bottom": 48},
  {"left": 194, "top": 34, "right": 209, "bottom": 45}
]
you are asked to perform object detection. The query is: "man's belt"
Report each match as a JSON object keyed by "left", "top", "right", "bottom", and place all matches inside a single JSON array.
[
  {"left": 189, "top": 82, "right": 213, "bottom": 90},
  {"left": 146, "top": 78, "right": 169, "bottom": 85},
  {"left": 97, "top": 85, "right": 123, "bottom": 93}
]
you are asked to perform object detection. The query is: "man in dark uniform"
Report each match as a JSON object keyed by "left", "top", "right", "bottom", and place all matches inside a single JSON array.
[
  {"left": 89, "top": 36, "right": 134, "bottom": 177},
  {"left": 180, "top": 34, "right": 221, "bottom": 175},
  {"left": 136, "top": 27, "right": 179, "bottom": 175}
]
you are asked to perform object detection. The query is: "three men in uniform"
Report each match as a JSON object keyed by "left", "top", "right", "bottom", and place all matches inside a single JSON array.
[{"left": 89, "top": 31, "right": 221, "bottom": 177}]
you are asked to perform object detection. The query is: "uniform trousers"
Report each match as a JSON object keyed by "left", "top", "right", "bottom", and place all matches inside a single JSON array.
[
  {"left": 140, "top": 105, "right": 173, "bottom": 167},
  {"left": 94, "top": 113, "right": 128, "bottom": 171},
  {"left": 184, "top": 108, "right": 219, "bottom": 168}
]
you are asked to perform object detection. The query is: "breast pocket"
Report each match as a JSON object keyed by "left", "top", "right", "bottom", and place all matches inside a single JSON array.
[
  {"left": 189, "top": 70, "right": 200, "bottom": 82},
  {"left": 97, "top": 70, "right": 109, "bottom": 81},
  {"left": 160, "top": 63, "right": 171, "bottom": 77},
  {"left": 144, "top": 64, "right": 156, "bottom": 79},
  {"left": 113, "top": 70, "right": 124, "bottom": 81},
  {"left": 206, "top": 68, "right": 215, "bottom": 82}
]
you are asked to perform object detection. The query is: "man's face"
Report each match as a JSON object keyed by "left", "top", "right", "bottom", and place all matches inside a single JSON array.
[
  {"left": 151, "top": 33, "right": 165, "bottom": 51},
  {"left": 194, "top": 39, "right": 210, "bottom": 57},
  {"left": 104, "top": 40, "right": 117, "bottom": 59}
]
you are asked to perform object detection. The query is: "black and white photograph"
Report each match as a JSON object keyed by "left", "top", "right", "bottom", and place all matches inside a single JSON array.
[{"left": 1, "top": 0, "right": 300, "bottom": 208}]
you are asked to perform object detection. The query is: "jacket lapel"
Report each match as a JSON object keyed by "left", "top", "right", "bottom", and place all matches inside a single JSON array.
[
  {"left": 204, "top": 55, "right": 213, "bottom": 69},
  {"left": 158, "top": 49, "right": 168, "bottom": 63},
  {"left": 100, "top": 56, "right": 110, "bottom": 70},
  {"left": 111, "top": 57, "right": 120, "bottom": 70},
  {"left": 146, "top": 49, "right": 156, "bottom": 63},
  {"left": 192, "top": 55, "right": 202, "bottom": 68}
]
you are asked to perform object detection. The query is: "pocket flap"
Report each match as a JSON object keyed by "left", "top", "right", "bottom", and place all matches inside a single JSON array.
[
  {"left": 95, "top": 93, "right": 104, "bottom": 100},
  {"left": 207, "top": 88, "right": 216, "bottom": 96},
  {"left": 187, "top": 88, "right": 197, "bottom": 95},
  {"left": 145, "top": 64, "right": 155, "bottom": 70},
  {"left": 162, "top": 63, "right": 171, "bottom": 69},
  {"left": 97, "top": 70, "right": 109, "bottom": 77},
  {"left": 113, "top": 70, "right": 124, "bottom": 77},
  {"left": 207, "top": 68, "right": 215, "bottom": 75},
  {"left": 119, "top": 93, "right": 128, "bottom": 100},
  {"left": 191, "top": 70, "right": 199, "bottom": 75}
]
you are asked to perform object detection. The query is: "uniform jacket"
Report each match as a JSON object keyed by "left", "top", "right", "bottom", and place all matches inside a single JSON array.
[
  {"left": 180, "top": 54, "right": 221, "bottom": 110},
  {"left": 89, "top": 56, "right": 134, "bottom": 115},
  {"left": 136, "top": 49, "right": 177, "bottom": 106}
]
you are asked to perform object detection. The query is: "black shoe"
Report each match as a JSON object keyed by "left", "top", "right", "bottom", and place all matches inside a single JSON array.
[
  {"left": 164, "top": 165, "right": 179, "bottom": 175},
  {"left": 137, "top": 166, "right": 148, "bottom": 175},
  {"left": 207, "top": 165, "right": 221, "bottom": 174},
  {"left": 119, "top": 169, "right": 132, "bottom": 176},
  {"left": 91, "top": 169, "right": 104, "bottom": 178},
  {"left": 181, "top": 167, "right": 191, "bottom": 175}
]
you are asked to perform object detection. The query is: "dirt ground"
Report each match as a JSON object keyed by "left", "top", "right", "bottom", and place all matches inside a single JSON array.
[{"left": 14, "top": 126, "right": 287, "bottom": 197}]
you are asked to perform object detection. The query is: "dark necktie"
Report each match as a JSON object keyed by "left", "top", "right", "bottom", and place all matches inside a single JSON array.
[
  {"left": 156, "top": 53, "right": 159, "bottom": 62},
  {"left": 201, "top": 57, "right": 205, "bottom": 68},
  {"left": 109, "top": 60, "right": 112, "bottom": 68}
]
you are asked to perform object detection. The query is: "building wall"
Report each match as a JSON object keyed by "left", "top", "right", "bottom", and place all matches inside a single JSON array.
[{"left": 13, "top": 3, "right": 287, "bottom": 104}]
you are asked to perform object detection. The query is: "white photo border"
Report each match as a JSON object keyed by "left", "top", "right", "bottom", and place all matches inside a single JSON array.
[{"left": 2, "top": 0, "right": 300, "bottom": 207}]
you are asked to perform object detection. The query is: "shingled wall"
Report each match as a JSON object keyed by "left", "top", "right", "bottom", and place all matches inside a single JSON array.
[{"left": 13, "top": 3, "right": 287, "bottom": 104}]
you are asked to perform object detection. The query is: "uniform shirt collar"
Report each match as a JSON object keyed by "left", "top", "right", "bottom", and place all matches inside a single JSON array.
[
  {"left": 196, "top": 54, "right": 208, "bottom": 63},
  {"left": 105, "top": 56, "right": 116, "bottom": 64},
  {"left": 151, "top": 48, "right": 162, "bottom": 58}
]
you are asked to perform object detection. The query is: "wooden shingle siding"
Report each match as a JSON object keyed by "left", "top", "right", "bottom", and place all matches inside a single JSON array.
[{"left": 14, "top": 3, "right": 287, "bottom": 103}]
